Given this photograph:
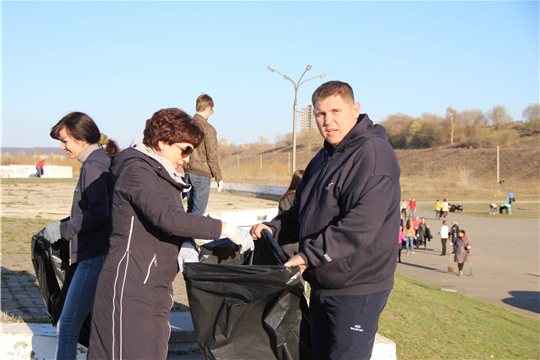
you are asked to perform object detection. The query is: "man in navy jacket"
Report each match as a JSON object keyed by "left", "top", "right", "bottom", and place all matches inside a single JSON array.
[{"left": 251, "top": 81, "right": 401, "bottom": 360}]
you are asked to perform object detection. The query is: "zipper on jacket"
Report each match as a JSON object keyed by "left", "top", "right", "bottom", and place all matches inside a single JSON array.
[{"left": 143, "top": 254, "right": 158, "bottom": 284}]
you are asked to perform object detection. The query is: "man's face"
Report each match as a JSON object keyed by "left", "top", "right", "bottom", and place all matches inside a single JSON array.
[{"left": 314, "top": 95, "right": 361, "bottom": 146}]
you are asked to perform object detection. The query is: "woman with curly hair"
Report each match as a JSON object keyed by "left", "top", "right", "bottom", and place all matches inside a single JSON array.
[{"left": 88, "top": 108, "right": 252, "bottom": 359}]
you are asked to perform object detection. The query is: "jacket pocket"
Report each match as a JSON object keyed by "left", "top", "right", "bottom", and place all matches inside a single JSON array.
[{"left": 143, "top": 254, "right": 158, "bottom": 284}]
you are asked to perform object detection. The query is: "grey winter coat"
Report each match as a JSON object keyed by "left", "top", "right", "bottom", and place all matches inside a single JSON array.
[
  {"left": 89, "top": 145, "right": 222, "bottom": 360},
  {"left": 59, "top": 147, "right": 114, "bottom": 264},
  {"left": 454, "top": 236, "right": 469, "bottom": 264}
]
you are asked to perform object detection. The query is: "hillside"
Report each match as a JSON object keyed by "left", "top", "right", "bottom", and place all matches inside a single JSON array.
[{"left": 219, "top": 134, "right": 539, "bottom": 198}]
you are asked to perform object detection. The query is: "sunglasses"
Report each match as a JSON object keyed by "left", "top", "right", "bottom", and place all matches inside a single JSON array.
[{"left": 174, "top": 144, "right": 194, "bottom": 158}]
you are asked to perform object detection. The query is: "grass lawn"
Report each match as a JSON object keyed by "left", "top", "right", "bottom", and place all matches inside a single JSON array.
[{"left": 381, "top": 274, "right": 539, "bottom": 359}]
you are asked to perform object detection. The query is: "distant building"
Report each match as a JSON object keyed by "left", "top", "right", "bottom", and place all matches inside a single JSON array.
[{"left": 299, "top": 104, "right": 316, "bottom": 132}]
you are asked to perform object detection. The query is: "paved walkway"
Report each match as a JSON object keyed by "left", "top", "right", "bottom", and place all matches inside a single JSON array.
[{"left": 396, "top": 202, "right": 539, "bottom": 319}]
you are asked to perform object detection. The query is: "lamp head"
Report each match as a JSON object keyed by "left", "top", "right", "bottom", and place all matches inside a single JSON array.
[
  {"left": 306, "top": 65, "right": 312, "bottom": 71},
  {"left": 268, "top": 66, "right": 276, "bottom": 72},
  {"left": 319, "top": 73, "right": 327, "bottom": 78}
]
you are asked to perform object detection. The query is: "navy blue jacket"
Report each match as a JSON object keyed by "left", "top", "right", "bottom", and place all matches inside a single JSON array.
[
  {"left": 266, "top": 114, "right": 401, "bottom": 297},
  {"left": 60, "top": 147, "right": 115, "bottom": 264}
]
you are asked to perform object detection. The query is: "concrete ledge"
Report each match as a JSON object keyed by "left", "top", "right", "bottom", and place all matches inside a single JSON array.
[
  {"left": 2, "top": 314, "right": 396, "bottom": 360},
  {"left": 211, "top": 182, "right": 287, "bottom": 201},
  {"left": 1, "top": 323, "right": 87, "bottom": 359}
]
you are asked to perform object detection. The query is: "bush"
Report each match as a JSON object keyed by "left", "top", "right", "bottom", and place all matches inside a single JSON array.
[{"left": 489, "top": 129, "right": 519, "bottom": 146}]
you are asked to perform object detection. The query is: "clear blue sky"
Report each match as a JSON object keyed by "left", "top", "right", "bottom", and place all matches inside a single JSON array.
[{"left": 2, "top": 1, "right": 538, "bottom": 149}]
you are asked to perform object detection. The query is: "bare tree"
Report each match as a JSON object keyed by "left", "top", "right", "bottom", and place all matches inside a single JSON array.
[
  {"left": 522, "top": 103, "right": 540, "bottom": 131},
  {"left": 487, "top": 105, "right": 513, "bottom": 129},
  {"left": 445, "top": 107, "right": 458, "bottom": 145}
]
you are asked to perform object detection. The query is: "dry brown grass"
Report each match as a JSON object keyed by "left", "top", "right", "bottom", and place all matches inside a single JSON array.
[{"left": 219, "top": 134, "right": 540, "bottom": 199}]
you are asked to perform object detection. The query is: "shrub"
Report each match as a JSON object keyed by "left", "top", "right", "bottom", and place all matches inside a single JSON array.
[{"left": 489, "top": 129, "right": 519, "bottom": 146}]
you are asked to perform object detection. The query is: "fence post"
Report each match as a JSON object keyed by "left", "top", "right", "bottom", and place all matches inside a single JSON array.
[
  {"left": 238, "top": 156, "right": 240, "bottom": 170},
  {"left": 260, "top": 155, "right": 262, "bottom": 170},
  {"left": 288, "top": 153, "right": 291, "bottom": 172}
]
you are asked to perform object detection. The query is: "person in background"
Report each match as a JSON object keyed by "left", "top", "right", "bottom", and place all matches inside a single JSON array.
[
  {"left": 183, "top": 94, "right": 223, "bottom": 215},
  {"left": 450, "top": 220, "right": 460, "bottom": 254},
  {"left": 416, "top": 217, "right": 431, "bottom": 250},
  {"left": 439, "top": 220, "right": 449, "bottom": 256},
  {"left": 454, "top": 230, "right": 471, "bottom": 276},
  {"left": 398, "top": 226, "right": 404, "bottom": 263},
  {"left": 278, "top": 170, "right": 304, "bottom": 214},
  {"left": 277, "top": 169, "right": 304, "bottom": 256},
  {"left": 412, "top": 216, "right": 420, "bottom": 249},
  {"left": 250, "top": 81, "right": 400, "bottom": 360},
  {"left": 35, "top": 159, "right": 45, "bottom": 177},
  {"left": 490, "top": 203, "right": 498, "bottom": 215},
  {"left": 44, "top": 112, "right": 120, "bottom": 360},
  {"left": 409, "top": 197, "right": 417, "bottom": 218},
  {"left": 434, "top": 199, "right": 442, "bottom": 220},
  {"left": 403, "top": 220, "right": 415, "bottom": 255},
  {"left": 441, "top": 198, "right": 449, "bottom": 218},
  {"left": 500, "top": 203, "right": 512, "bottom": 214},
  {"left": 400, "top": 199, "right": 408, "bottom": 218},
  {"left": 507, "top": 192, "right": 515, "bottom": 205},
  {"left": 88, "top": 108, "right": 252, "bottom": 360}
]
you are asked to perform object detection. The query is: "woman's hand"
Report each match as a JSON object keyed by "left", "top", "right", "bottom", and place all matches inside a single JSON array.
[{"left": 249, "top": 223, "right": 272, "bottom": 240}]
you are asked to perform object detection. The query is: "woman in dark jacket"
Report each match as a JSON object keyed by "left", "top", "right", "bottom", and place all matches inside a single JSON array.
[
  {"left": 454, "top": 230, "right": 471, "bottom": 276},
  {"left": 278, "top": 170, "right": 304, "bottom": 257},
  {"left": 88, "top": 108, "right": 252, "bottom": 360},
  {"left": 44, "top": 112, "right": 119, "bottom": 360},
  {"left": 416, "top": 217, "right": 431, "bottom": 250}
]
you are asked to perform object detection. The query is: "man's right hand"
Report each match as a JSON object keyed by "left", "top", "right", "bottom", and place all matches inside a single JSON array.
[{"left": 249, "top": 223, "right": 272, "bottom": 240}]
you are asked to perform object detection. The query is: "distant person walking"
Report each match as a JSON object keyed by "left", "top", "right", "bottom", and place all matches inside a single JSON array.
[
  {"left": 449, "top": 221, "right": 460, "bottom": 254},
  {"left": 398, "top": 226, "right": 404, "bottom": 263},
  {"left": 44, "top": 112, "right": 120, "bottom": 360},
  {"left": 416, "top": 217, "right": 431, "bottom": 250},
  {"left": 454, "top": 230, "right": 471, "bottom": 276},
  {"left": 439, "top": 220, "right": 449, "bottom": 256},
  {"left": 434, "top": 199, "right": 442, "bottom": 220},
  {"left": 507, "top": 192, "right": 515, "bottom": 205},
  {"left": 401, "top": 199, "right": 408, "bottom": 218},
  {"left": 441, "top": 199, "right": 449, "bottom": 218},
  {"left": 409, "top": 197, "right": 417, "bottom": 218},
  {"left": 35, "top": 159, "right": 45, "bottom": 177},
  {"left": 404, "top": 220, "right": 415, "bottom": 254},
  {"left": 183, "top": 94, "right": 223, "bottom": 215}
]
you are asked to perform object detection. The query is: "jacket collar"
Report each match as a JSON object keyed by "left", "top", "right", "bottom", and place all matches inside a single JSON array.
[
  {"left": 77, "top": 144, "right": 100, "bottom": 163},
  {"left": 128, "top": 139, "right": 191, "bottom": 192},
  {"left": 193, "top": 113, "right": 208, "bottom": 123},
  {"left": 323, "top": 114, "right": 386, "bottom": 155}
]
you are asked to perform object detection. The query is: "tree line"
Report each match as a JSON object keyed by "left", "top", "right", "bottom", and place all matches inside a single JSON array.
[{"left": 380, "top": 103, "right": 539, "bottom": 149}]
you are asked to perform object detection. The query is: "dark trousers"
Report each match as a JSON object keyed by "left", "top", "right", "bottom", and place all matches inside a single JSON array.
[
  {"left": 458, "top": 262, "right": 464, "bottom": 271},
  {"left": 309, "top": 289, "right": 392, "bottom": 360},
  {"left": 441, "top": 238, "right": 447, "bottom": 255}
]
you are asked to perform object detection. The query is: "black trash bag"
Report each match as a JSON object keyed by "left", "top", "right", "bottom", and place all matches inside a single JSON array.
[
  {"left": 199, "top": 238, "right": 252, "bottom": 265},
  {"left": 31, "top": 229, "right": 92, "bottom": 348},
  {"left": 185, "top": 230, "right": 312, "bottom": 360}
]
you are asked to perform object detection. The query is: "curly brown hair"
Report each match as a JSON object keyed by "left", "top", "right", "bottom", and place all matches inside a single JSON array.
[{"left": 143, "top": 108, "right": 204, "bottom": 150}]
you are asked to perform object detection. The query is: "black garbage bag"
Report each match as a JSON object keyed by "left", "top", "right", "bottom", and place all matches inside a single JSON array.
[
  {"left": 186, "top": 230, "right": 312, "bottom": 360},
  {"left": 31, "top": 229, "right": 92, "bottom": 347}
]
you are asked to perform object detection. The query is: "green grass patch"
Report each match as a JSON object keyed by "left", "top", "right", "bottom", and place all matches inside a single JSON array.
[
  {"left": 422, "top": 203, "right": 539, "bottom": 219},
  {"left": 380, "top": 274, "right": 539, "bottom": 359}
]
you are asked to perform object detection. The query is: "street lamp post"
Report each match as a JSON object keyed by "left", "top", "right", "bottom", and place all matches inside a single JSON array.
[{"left": 268, "top": 65, "right": 326, "bottom": 174}]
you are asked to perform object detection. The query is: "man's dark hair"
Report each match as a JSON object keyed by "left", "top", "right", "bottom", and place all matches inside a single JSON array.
[
  {"left": 312, "top": 81, "right": 355, "bottom": 106},
  {"left": 196, "top": 94, "right": 214, "bottom": 112}
]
